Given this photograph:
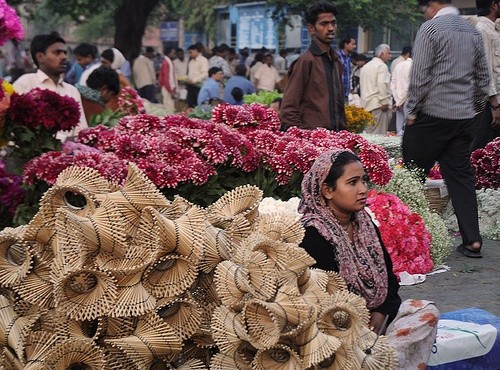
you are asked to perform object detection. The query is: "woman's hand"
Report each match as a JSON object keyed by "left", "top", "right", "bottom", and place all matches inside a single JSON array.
[{"left": 370, "top": 312, "right": 388, "bottom": 335}]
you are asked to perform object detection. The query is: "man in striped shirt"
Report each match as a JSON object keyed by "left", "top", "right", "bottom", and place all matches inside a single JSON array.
[{"left": 404, "top": 0, "right": 490, "bottom": 258}]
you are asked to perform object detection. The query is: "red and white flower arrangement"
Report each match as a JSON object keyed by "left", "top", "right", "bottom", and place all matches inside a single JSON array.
[
  {"left": 22, "top": 104, "right": 392, "bottom": 207},
  {"left": 471, "top": 137, "right": 500, "bottom": 190},
  {"left": 367, "top": 189, "right": 434, "bottom": 277}
]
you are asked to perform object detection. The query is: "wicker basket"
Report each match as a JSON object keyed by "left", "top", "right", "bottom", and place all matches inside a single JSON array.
[{"left": 424, "top": 187, "right": 450, "bottom": 214}]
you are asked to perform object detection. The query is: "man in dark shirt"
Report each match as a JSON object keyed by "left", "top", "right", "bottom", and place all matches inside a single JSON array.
[{"left": 280, "top": 2, "right": 346, "bottom": 131}]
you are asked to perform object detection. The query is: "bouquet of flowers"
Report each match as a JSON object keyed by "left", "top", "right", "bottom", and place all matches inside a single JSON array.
[
  {"left": 116, "top": 86, "right": 146, "bottom": 116},
  {"left": 367, "top": 189, "right": 434, "bottom": 276},
  {"left": 344, "top": 104, "right": 376, "bottom": 133},
  {"left": 381, "top": 165, "right": 451, "bottom": 265},
  {"left": 1, "top": 87, "right": 80, "bottom": 170},
  {"left": 471, "top": 138, "right": 500, "bottom": 189},
  {"left": 21, "top": 105, "right": 392, "bottom": 213},
  {"left": 0, "top": 0, "right": 24, "bottom": 46}
]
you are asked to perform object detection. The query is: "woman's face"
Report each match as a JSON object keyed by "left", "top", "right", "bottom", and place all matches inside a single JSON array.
[{"left": 322, "top": 161, "right": 368, "bottom": 215}]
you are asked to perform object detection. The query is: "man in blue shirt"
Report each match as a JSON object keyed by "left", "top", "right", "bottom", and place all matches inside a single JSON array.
[
  {"left": 223, "top": 64, "right": 255, "bottom": 105},
  {"left": 197, "top": 67, "right": 224, "bottom": 106},
  {"left": 338, "top": 35, "right": 356, "bottom": 101}
]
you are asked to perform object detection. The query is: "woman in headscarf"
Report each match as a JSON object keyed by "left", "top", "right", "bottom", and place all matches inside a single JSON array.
[
  {"left": 99, "top": 48, "right": 130, "bottom": 88},
  {"left": 299, "top": 149, "right": 439, "bottom": 370}
]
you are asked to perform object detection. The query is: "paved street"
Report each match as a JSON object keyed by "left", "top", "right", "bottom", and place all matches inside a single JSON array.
[{"left": 399, "top": 237, "right": 500, "bottom": 316}]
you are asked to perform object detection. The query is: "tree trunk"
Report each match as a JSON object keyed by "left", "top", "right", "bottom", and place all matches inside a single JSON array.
[{"left": 113, "top": 0, "right": 160, "bottom": 61}]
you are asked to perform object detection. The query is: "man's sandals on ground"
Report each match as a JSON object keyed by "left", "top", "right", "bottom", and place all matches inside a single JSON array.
[{"left": 456, "top": 243, "right": 483, "bottom": 258}]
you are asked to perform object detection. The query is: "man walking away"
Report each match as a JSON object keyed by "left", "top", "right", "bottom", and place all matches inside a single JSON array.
[{"left": 404, "top": 0, "right": 489, "bottom": 258}]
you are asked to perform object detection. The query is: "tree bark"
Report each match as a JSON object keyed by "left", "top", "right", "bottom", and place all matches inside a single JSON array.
[{"left": 113, "top": 0, "right": 160, "bottom": 61}]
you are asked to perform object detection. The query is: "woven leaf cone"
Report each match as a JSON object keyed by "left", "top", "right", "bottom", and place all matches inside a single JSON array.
[
  {"left": 254, "top": 212, "right": 305, "bottom": 244},
  {"left": 209, "top": 351, "right": 253, "bottom": 370},
  {"left": 174, "top": 358, "right": 209, "bottom": 369},
  {"left": 311, "top": 341, "right": 356, "bottom": 370},
  {"left": 40, "top": 338, "right": 106, "bottom": 369},
  {"left": 213, "top": 260, "right": 255, "bottom": 310},
  {"left": 100, "top": 316, "right": 138, "bottom": 338},
  {"left": 300, "top": 283, "right": 332, "bottom": 307},
  {"left": 24, "top": 330, "right": 58, "bottom": 366},
  {"left": 242, "top": 298, "right": 311, "bottom": 349},
  {"left": 206, "top": 185, "right": 263, "bottom": 229},
  {"left": 210, "top": 305, "right": 249, "bottom": 356},
  {"left": 0, "top": 295, "right": 40, "bottom": 363},
  {"left": 95, "top": 206, "right": 160, "bottom": 274},
  {"left": 108, "top": 270, "right": 156, "bottom": 317},
  {"left": 55, "top": 200, "right": 129, "bottom": 258},
  {"left": 282, "top": 243, "right": 316, "bottom": 275},
  {"left": 103, "top": 312, "right": 183, "bottom": 369},
  {"left": 1, "top": 346, "right": 24, "bottom": 369},
  {"left": 190, "top": 301, "right": 218, "bottom": 348},
  {"left": 13, "top": 258, "right": 54, "bottom": 309},
  {"left": 151, "top": 206, "right": 205, "bottom": 264},
  {"left": 243, "top": 250, "right": 278, "bottom": 301},
  {"left": 36, "top": 185, "right": 100, "bottom": 221},
  {"left": 267, "top": 287, "right": 316, "bottom": 337},
  {"left": 54, "top": 314, "right": 103, "bottom": 341},
  {"left": 296, "top": 314, "right": 342, "bottom": 369},
  {"left": 159, "top": 195, "right": 197, "bottom": 219},
  {"left": 0, "top": 231, "right": 33, "bottom": 288},
  {"left": 142, "top": 254, "right": 198, "bottom": 299},
  {"left": 156, "top": 296, "right": 203, "bottom": 341},
  {"left": 200, "top": 222, "right": 237, "bottom": 274},
  {"left": 353, "top": 328, "right": 398, "bottom": 370},
  {"left": 94, "top": 163, "right": 170, "bottom": 236},
  {"left": 298, "top": 268, "right": 330, "bottom": 293},
  {"left": 318, "top": 290, "right": 370, "bottom": 346},
  {"left": 55, "top": 165, "right": 119, "bottom": 193},
  {"left": 190, "top": 272, "right": 220, "bottom": 308},
  {"left": 53, "top": 268, "right": 118, "bottom": 321},
  {"left": 23, "top": 211, "right": 56, "bottom": 247},
  {"left": 252, "top": 343, "right": 303, "bottom": 370},
  {"left": 234, "top": 233, "right": 289, "bottom": 271}
]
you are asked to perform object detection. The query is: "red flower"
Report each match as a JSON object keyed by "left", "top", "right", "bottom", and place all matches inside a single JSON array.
[{"left": 8, "top": 88, "right": 80, "bottom": 132}]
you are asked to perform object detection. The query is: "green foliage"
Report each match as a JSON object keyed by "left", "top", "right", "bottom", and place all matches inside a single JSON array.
[
  {"left": 243, "top": 90, "right": 283, "bottom": 106},
  {"left": 89, "top": 109, "right": 126, "bottom": 128},
  {"left": 187, "top": 105, "right": 214, "bottom": 120},
  {"left": 270, "top": 0, "right": 420, "bottom": 38}
]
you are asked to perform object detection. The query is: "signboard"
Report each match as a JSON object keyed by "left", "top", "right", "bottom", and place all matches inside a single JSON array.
[
  {"left": 160, "top": 22, "right": 178, "bottom": 42},
  {"left": 237, "top": 5, "right": 277, "bottom": 50}
]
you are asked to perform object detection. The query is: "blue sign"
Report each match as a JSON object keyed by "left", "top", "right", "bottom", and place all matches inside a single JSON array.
[
  {"left": 161, "top": 22, "right": 178, "bottom": 42},
  {"left": 236, "top": 4, "right": 277, "bottom": 50}
]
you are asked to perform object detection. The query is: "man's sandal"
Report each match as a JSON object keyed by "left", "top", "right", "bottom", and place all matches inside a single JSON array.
[{"left": 456, "top": 244, "right": 482, "bottom": 258}]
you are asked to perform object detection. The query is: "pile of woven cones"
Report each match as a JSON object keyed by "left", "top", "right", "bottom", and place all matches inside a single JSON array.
[{"left": 0, "top": 163, "right": 397, "bottom": 369}]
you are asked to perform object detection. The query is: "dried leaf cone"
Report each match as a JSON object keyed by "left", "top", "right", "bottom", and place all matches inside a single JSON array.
[{"left": 252, "top": 344, "right": 303, "bottom": 370}]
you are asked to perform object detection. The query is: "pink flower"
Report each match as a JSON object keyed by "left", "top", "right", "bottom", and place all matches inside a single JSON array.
[
  {"left": 367, "top": 189, "right": 434, "bottom": 278},
  {"left": 0, "top": 1, "right": 24, "bottom": 45}
]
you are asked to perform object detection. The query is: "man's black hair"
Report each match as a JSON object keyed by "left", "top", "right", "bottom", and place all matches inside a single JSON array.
[
  {"left": 208, "top": 67, "right": 223, "bottom": 77},
  {"left": 30, "top": 32, "right": 65, "bottom": 68},
  {"left": 305, "top": 2, "right": 338, "bottom": 25},
  {"left": 235, "top": 64, "right": 247, "bottom": 76},
  {"left": 87, "top": 66, "right": 120, "bottom": 96},
  {"left": 73, "top": 43, "right": 98, "bottom": 59},
  {"left": 339, "top": 35, "right": 355, "bottom": 50}
]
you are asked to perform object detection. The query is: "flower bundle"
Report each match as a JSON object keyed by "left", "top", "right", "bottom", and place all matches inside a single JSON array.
[
  {"left": 212, "top": 102, "right": 281, "bottom": 130},
  {"left": 344, "top": 104, "right": 375, "bottom": 133},
  {"left": 22, "top": 105, "right": 392, "bottom": 209},
  {"left": 428, "top": 162, "right": 443, "bottom": 180},
  {"left": 381, "top": 165, "right": 451, "bottom": 265},
  {"left": 7, "top": 88, "right": 80, "bottom": 132},
  {"left": 0, "top": 0, "right": 24, "bottom": 46},
  {"left": 0, "top": 159, "right": 25, "bottom": 219},
  {"left": 367, "top": 189, "right": 434, "bottom": 276},
  {"left": 116, "top": 85, "right": 146, "bottom": 116},
  {"left": 471, "top": 138, "right": 500, "bottom": 189}
]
